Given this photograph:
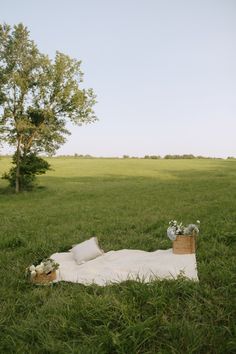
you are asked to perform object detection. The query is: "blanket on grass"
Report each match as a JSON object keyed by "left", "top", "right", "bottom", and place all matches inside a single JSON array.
[{"left": 51, "top": 248, "right": 198, "bottom": 286}]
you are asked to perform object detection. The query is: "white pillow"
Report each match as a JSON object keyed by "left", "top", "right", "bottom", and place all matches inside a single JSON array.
[{"left": 71, "top": 237, "right": 104, "bottom": 265}]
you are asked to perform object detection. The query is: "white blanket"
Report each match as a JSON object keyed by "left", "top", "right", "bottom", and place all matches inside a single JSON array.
[{"left": 51, "top": 248, "right": 198, "bottom": 286}]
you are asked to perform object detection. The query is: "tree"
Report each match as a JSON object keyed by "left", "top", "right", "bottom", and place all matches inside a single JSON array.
[
  {"left": 0, "top": 23, "right": 97, "bottom": 192},
  {"left": 2, "top": 152, "right": 51, "bottom": 190}
]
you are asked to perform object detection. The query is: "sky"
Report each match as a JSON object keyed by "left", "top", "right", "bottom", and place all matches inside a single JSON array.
[{"left": 1, "top": 0, "right": 236, "bottom": 157}]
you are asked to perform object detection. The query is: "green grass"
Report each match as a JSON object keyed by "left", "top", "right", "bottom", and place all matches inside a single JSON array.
[{"left": 0, "top": 157, "right": 235, "bottom": 353}]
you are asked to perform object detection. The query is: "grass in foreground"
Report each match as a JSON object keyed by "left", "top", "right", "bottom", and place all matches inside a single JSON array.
[{"left": 0, "top": 158, "right": 235, "bottom": 353}]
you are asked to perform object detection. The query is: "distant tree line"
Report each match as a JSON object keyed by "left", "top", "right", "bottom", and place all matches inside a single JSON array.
[
  {"left": 68, "top": 154, "right": 234, "bottom": 160},
  {"left": 69, "top": 154, "right": 234, "bottom": 160},
  {"left": 122, "top": 154, "right": 230, "bottom": 160},
  {"left": 144, "top": 155, "right": 161, "bottom": 159},
  {"left": 164, "top": 154, "right": 199, "bottom": 159},
  {"left": 1, "top": 153, "right": 235, "bottom": 160}
]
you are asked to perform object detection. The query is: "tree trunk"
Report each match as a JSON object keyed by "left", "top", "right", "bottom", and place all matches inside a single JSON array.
[{"left": 15, "top": 137, "right": 21, "bottom": 193}]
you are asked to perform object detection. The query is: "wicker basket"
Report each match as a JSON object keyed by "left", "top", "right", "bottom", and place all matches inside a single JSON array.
[
  {"left": 32, "top": 270, "right": 56, "bottom": 284},
  {"left": 173, "top": 234, "right": 196, "bottom": 254}
]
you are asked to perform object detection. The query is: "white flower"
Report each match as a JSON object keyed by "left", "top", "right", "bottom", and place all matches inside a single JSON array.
[
  {"left": 167, "top": 226, "right": 177, "bottom": 240},
  {"left": 197, "top": 220, "right": 200, "bottom": 224},
  {"left": 35, "top": 264, "right": 44, "bottom": 274},
  {"left": 29, "top": 265, "right": 36, "bottom": 272},
  {"left": 44, "top": 264, "right": 53, "bottom": 274}
]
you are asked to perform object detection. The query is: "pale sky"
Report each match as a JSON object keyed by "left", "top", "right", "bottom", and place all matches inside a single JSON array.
[{"left": 1, "top": 0, "right": 236, "bottom": 157}]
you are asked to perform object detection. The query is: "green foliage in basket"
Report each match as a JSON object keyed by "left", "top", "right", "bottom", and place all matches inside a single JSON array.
[
  {"left": 26, "top": 258, "right": 59, "bottom": 280},
  {"left": 167, "top": 220, "right": 200, "bottom": 240}
]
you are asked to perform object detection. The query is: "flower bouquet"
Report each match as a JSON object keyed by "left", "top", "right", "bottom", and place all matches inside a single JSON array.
[
  {"left": 26, "top": 258, "right": 59, "bottom": 284},
  {"left": 167, "top": 220, "right": 200, "bottom": 254}
]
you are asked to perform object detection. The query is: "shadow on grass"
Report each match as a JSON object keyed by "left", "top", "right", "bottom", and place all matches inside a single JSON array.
[
  {"left": 11, "top": 171, "right": 211, "bottom": 205},
  {"left": 1, "top": 160, "right": 236, "bottom": 197},
  {"left": 0, "top": 183, "right": 47, "bottom": 195}
]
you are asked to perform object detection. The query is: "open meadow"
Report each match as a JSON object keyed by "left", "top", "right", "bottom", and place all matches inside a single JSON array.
[{"left": 0, "top": 157, "right": 235, "bottom": 353}]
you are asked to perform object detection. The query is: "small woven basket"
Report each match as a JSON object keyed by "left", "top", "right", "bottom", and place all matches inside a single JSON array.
[
  {"left": 173, "top": 234, "right": 196, "bottom": 254},
  {"left": 32, "top": 270, "right": 56, "bottom": 284}
]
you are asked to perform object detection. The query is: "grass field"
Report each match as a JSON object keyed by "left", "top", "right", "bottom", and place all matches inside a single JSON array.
[{"left": 0, "top": 157, "right": 235, "bottom": 353}]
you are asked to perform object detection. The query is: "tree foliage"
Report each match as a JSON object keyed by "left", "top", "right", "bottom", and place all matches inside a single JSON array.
[
  {"left": 0, "top": 23, "right": 97, "bottom": 191},
  {"left": 2, "top": 153, "right": 51, "bottom": 190}
]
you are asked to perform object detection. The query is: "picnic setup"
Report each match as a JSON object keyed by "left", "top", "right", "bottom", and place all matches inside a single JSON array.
[{"left": 27, "top": 220, "right": 200, "bottom": 286}]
